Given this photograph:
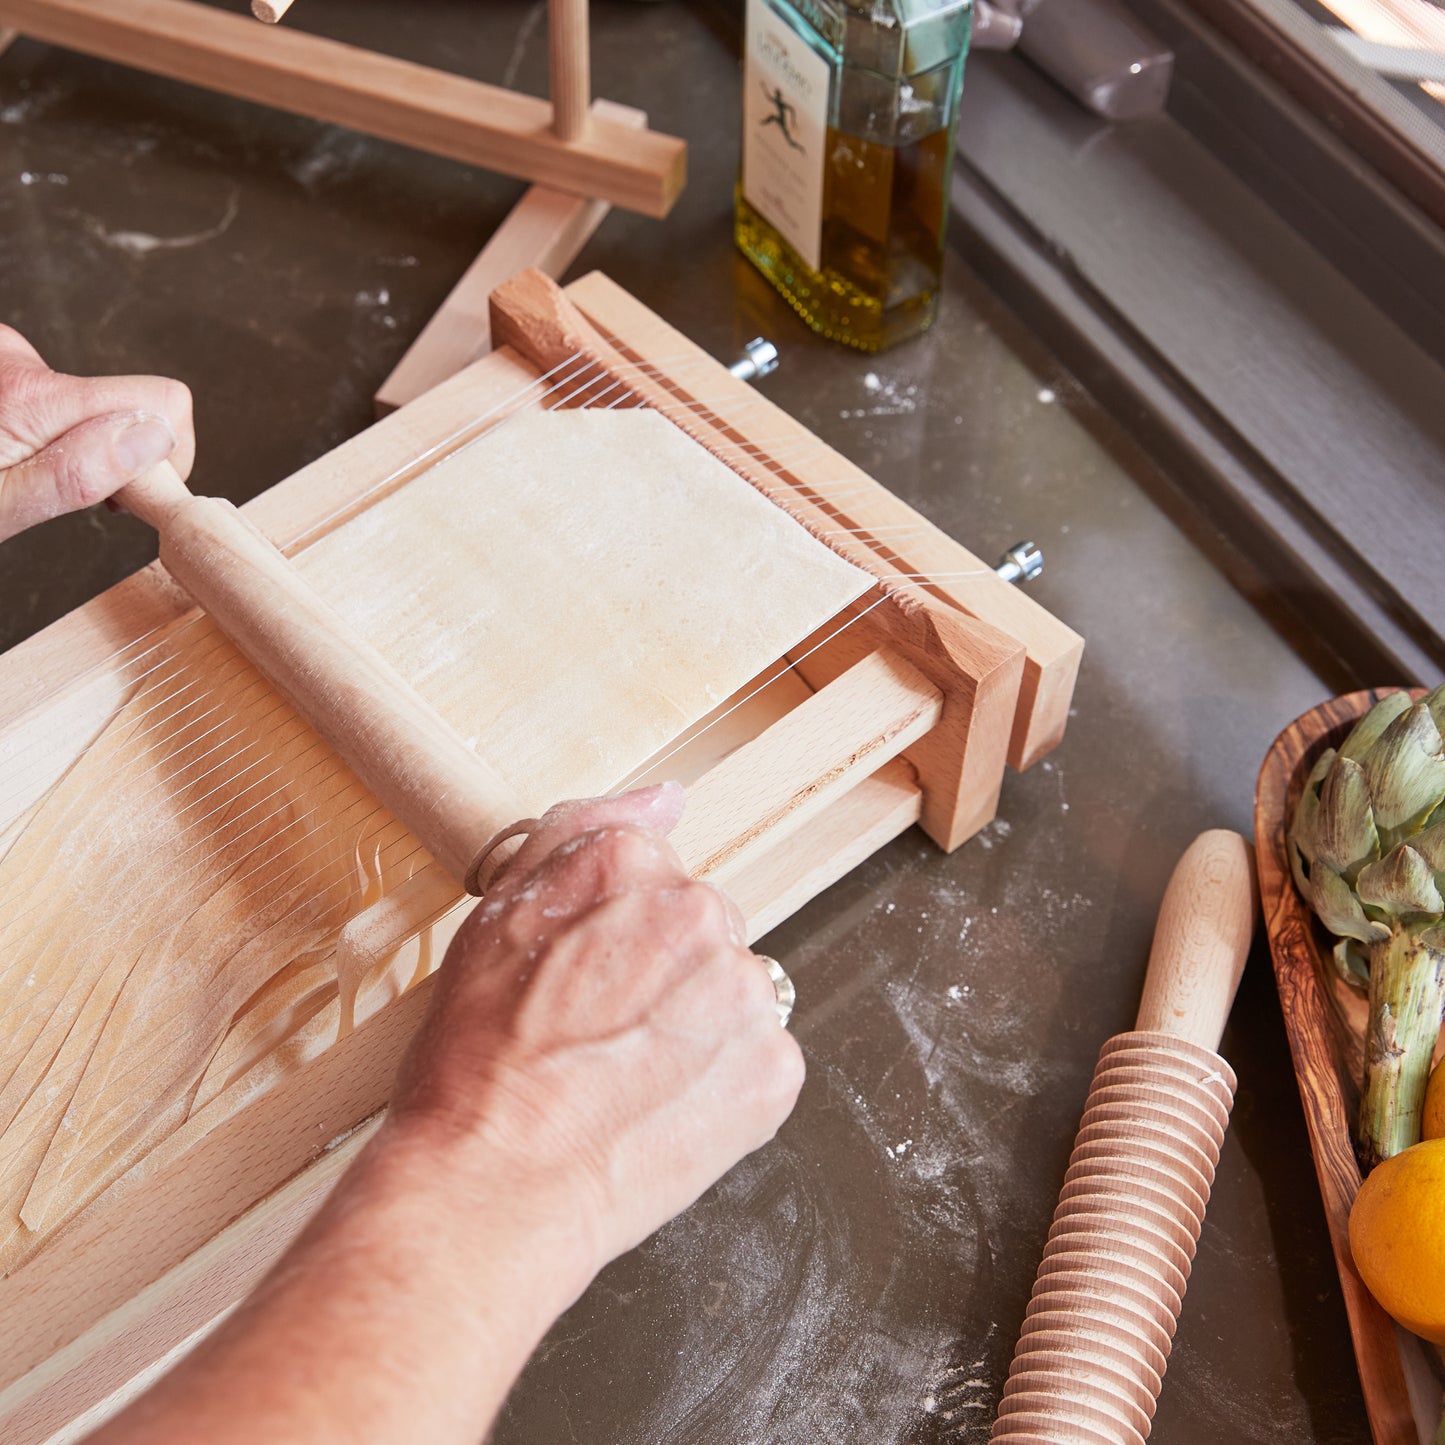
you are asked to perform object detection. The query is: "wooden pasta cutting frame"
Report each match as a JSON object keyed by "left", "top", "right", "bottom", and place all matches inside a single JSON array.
[{"left": 0, "top": 271, "right": 1081, "bottom": 1444}]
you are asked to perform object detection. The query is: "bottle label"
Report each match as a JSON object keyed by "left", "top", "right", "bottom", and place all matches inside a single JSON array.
[{"left": 741, "top": 0, "right": 829, "bottom": 273}]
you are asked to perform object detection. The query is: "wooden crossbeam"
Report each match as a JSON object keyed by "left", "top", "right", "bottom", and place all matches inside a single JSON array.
[{"left": 0, "top": 0, "right": 685, "bottom": 217}]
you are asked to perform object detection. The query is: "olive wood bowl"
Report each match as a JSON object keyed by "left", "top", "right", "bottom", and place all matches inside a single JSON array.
[{"left": 1256, "top": 687, "right": 1442, "bottom": 1444}]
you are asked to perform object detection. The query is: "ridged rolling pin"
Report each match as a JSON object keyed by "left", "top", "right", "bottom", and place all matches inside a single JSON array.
[
  {"left": 119, "top": 462, "right": 526, "bottom": 894},
  {"left": 990, "top": 829, "right": 1258, "bottom": 1445}
]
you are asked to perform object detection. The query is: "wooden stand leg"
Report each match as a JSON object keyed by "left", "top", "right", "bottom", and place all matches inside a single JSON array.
[{"left": 374, "top": 99, "right": 646, "bottom": 418}]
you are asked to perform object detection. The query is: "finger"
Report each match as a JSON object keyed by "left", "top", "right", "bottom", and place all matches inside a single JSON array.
[
  {"left": 1, "top": 369, "right": 196, "bottom": 481},
  {"left": 499, "top": 782, "right": 687, "bottom": 884},
  {"left": 0, "top": 411, "right": 178, "bottom": 542},
  {"left": 75, "top": 374, "right": 195, "bottom": 479},
  {"left": 709, "top": 881, "right": 748, "bottom": 948},
  {"left": 0, "top": 324, "right": 45, "bottom": 368}
]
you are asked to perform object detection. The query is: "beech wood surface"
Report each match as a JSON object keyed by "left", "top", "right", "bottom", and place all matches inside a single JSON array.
[
  {"left": 561, "top": 269, "right": 1084, "bottom": 771},
  {"left": 1135, "top": 829, "right": 1257, "bottom": 1050},
  {"left": 1256, "top": 689, "right": 1434, "bottom": 1445},
  {"left": 671, "top": 648, "right": 940, "bottom": 882},
  {"left": 0, "top": 0, "right": 685, "bottom": 216},
  {"left": 374, "top": 100, "right": 647, "bottom": 418}
]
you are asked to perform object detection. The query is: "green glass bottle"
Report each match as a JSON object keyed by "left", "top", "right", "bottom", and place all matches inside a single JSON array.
[{"left": 736, "top": 0, "right": 973, "bottom": 353}]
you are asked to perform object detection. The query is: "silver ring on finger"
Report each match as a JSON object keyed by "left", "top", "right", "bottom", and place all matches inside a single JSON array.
[{"left": 758, "top": 955, "right": 795, "bottom": 1028}]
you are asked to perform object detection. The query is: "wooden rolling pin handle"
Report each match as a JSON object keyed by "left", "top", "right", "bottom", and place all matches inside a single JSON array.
[
  {"left": 116, "top": 459, "right": 193, "bottom": 529},
  {"left": 115, "top": 462, "right": 525, "bottom": 894},
  {"left": 1134, "top": 829, "right": 1258, "bottom": 1051}
]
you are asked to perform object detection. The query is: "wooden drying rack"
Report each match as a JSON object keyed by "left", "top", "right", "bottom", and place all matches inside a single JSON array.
[
  {"left": 0, "top": 269, "right": 1081, "bottom": 1443},
  {"left": 0, "top": 0, "right": 683, "bottom": 412}
]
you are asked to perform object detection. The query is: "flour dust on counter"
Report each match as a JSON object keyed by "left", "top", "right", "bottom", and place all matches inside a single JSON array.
[
  {"left": 500, "top": 1105, "right": 983, "bottom": 1444},
  {"left": 84, "top": 189, "right": 240, "bottom": 258}
]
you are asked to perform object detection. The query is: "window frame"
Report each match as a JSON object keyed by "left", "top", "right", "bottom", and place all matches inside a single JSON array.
[{"left": 944, "top": 0, "right": 1445, "bottom": 688}]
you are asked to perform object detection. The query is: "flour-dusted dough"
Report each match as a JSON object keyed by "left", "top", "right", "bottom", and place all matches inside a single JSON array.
[{"left": 300, "top": 405, "right": 874, "bottom": 811}]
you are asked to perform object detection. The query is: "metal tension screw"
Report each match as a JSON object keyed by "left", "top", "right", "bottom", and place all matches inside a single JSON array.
[
  {"left": 729, "top": 337, "right": 780, "bottom": 382},
  {"left": 995, "top": 541, "right": 1044, "bottom": 586}
]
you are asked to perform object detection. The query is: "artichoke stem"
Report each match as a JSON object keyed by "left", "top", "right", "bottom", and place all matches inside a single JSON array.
[{"left": 1358, "top": 933, "right": 1445, "bottom": 1172}]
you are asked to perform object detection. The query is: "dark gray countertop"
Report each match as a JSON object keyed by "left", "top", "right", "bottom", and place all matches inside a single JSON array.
[{"left": 0, "top": 2, "right": 1373, "bottom": 1439}]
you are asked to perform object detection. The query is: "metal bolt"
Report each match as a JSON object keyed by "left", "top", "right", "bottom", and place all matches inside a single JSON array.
[
  {"left": 729, "top": 337, "right": 780, "bottom": 383},
  {"left": 995, "top": 541, "right": 1044, "bottom": 586}
]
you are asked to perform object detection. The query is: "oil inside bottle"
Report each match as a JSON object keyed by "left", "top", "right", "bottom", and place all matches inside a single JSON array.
[{"left": 737, "top": 122, "right": 952, "bottom": 353}]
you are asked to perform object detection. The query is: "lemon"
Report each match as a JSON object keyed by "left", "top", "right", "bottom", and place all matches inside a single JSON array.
[
  {"left": 1349, "top": 1139, "right": 1445, "bottom": 1344},
  {"left": 1424, "top": 1057, "right": 1445, "bottom": 1141}
]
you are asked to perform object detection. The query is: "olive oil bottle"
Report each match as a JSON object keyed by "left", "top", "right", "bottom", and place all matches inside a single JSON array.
[{"left": 737, "top": 0, "right": 973, "bottom": 353}]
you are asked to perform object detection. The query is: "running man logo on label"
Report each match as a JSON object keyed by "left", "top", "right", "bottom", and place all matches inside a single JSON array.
[{"left": 742, "top": 0, "right": 829, "bottom": 271}]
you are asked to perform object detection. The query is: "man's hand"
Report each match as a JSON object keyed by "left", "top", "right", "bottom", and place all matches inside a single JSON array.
[
  {"left": 0, "top": 326, "right": 194, "bottom": 542},
  {"left": 390, "top": 781, "right": 805, "bottom": 1282},
  {"left": 89, "top": 784, "right": 803, "bottom": 1445}
]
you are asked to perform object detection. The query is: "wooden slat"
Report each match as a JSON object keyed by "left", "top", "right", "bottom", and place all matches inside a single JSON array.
[
  {"left": 676, "top": 648, "right": 940, "bottom": 882},
  {"left": 562, "top": 270, "right": 1084, "bottom": 770},
  {"left": 785, "top": 592, "right": 1024, "bottom": 850},
  {"left": 0, "top": 0, "right": 684, "bottom": 216},
  {"left": 374, "top": 100, "right": 646, "bottom": 418},
  {"left": 727, "top": 757, "right": 923, "bottom": 941},
  {"left": 39, "top": 1311, "right": 232, "bottom": 1445}
]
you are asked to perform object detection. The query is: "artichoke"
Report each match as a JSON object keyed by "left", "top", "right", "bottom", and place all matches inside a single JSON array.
[{"left": 1289, "top": 685, "right": 1445, "bottom": 1171}]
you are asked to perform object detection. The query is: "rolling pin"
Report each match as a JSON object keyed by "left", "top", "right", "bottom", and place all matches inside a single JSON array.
[
  {"left": 990, "top": 829, "right": 1257, "bottom": 1444},
  {"left": 119, "top": 461, "right": 525, "bottom": 893}
]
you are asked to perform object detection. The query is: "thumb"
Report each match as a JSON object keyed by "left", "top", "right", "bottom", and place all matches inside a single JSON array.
[
  {"left": 481, "top": 782, "right": 688, "bottom": 890},
  {"left": 0, "top": 410, "right": 177, "bottom": 542}
]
